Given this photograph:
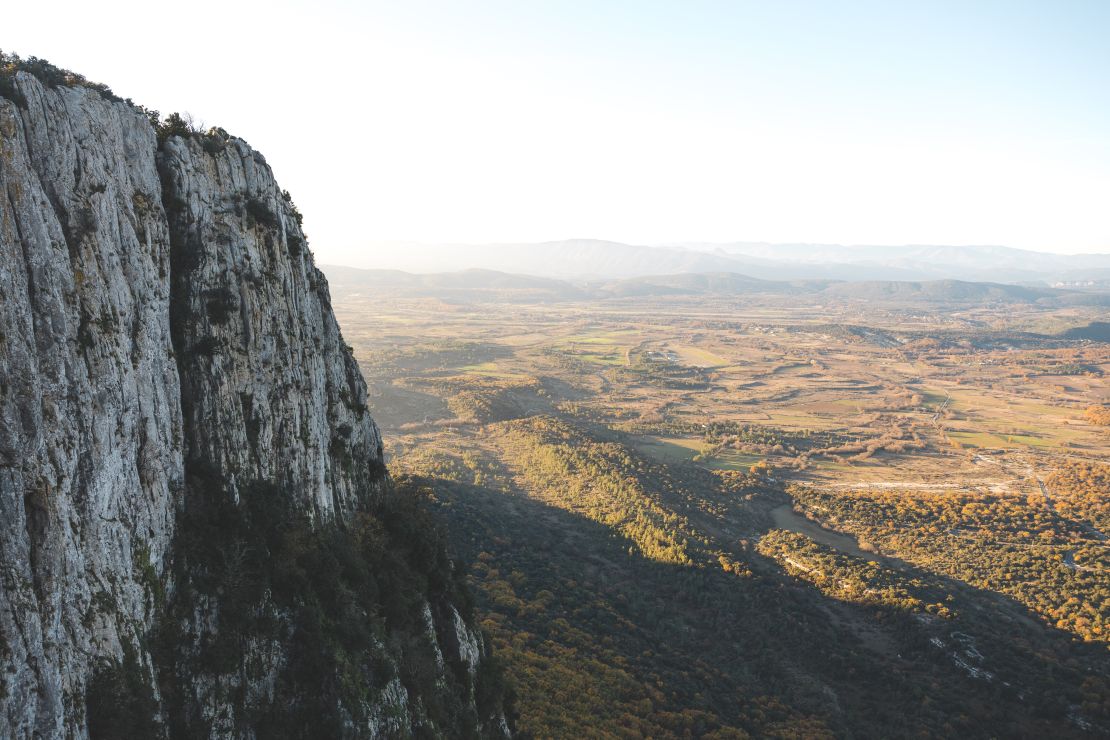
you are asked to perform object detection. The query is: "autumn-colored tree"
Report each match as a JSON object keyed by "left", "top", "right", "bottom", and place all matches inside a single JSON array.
[{"left": 1084, "top": 405, "right": 1110, "bottom": 426}]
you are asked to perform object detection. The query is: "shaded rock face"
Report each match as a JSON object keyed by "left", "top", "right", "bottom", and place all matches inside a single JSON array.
[{"left": 0, "top": 71, "right": 505, "bottom": 738}]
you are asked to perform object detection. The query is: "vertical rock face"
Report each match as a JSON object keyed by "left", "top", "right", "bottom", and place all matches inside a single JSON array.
[
  {"left": 0, "top": 72, "right": 182, "bottom": 739},
  {"left": 160, "top": 131, "right": 383, "bottom": 517},
  {"left": 0, "top": 67, "right": 508, "bottom": 738}
]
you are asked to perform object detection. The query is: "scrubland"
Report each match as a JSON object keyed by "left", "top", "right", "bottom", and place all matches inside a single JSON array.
[{"left": 334, "top": 288, "right": 1110, "bottom": 737}]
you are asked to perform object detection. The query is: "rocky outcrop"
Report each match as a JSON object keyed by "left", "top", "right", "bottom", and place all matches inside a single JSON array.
[
  {"left": 0, "top": 63, "right": 508, "bottom": 738},
  {"left": 160, "top": 130, "right": 383, "bottom": 517}
]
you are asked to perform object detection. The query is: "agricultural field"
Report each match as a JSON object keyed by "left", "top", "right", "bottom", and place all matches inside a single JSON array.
[{"left": 331, "top": 281, "right": 1110, "bottom": 737}]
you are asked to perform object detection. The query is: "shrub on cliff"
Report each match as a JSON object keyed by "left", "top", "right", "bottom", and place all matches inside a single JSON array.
[
  {"left": 155, "top": 112, "right": 195, "bottom": 142},
  {"left": 0, "top": 49, "right": 121, "bottom": 104},
  {"left": 86, "top": 644, "right": 160, "bottom": 740}
]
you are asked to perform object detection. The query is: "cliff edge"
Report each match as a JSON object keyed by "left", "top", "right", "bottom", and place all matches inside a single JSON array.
[{"left": 0, "top": 56, "right": 509, "bottom": 738}]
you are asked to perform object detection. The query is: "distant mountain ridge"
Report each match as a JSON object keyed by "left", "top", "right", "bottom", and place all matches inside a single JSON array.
[
  {"left": 325, "top": 265, "right": 588, "bottom": 301},
  {"left": 676, "top": 242, "right": 1110, "bottom": 284},
  {"left": 323, "top": 265, "right": 1110, "bottom": 307},
  {"left": 355, "top": 239, "right": 1110, "bottom": 285},
  {"left": 358, "top": 239, "right": 750, "bottom": 280},
  {"left": 819, "top": 279, "right": 1060, "bottom": 303}
]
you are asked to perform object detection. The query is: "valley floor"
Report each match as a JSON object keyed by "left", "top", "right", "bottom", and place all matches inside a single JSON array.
[{"left": 333, "top": 288, "right": 1110, "bottom": 737}]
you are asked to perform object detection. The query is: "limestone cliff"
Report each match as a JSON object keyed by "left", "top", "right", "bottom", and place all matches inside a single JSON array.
[{"left": 0, "top": 57, "right": 509, "bottom": 738}]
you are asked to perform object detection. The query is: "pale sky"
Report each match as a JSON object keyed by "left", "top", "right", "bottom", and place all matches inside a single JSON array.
[{"left": 6, "top": 0, "right": 1110, "bottom": 261}]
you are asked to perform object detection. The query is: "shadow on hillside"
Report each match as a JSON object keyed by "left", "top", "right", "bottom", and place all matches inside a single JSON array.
[{"left": 421, "top": 475, "right": 1109, "bottom": 739}]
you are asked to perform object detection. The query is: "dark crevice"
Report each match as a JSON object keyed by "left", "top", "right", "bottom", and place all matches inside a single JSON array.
[{"left": 22, "top": 486, "right": 48, "bottom": 607}]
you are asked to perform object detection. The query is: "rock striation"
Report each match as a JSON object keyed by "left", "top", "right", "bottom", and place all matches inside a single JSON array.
[{"left": 0, "top": 61, "right": 508, "bottom": 738}]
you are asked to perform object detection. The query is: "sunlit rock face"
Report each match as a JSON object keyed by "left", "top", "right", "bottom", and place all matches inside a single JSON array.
[
  {"left": 0, "top": 71, "right": 182, "bottom": 739},
  {"left": 159, "top": 130, "right": 384, "bottom": 518},
  {"left": 0, "top": 70, "right": 505, "bottom": 738}
]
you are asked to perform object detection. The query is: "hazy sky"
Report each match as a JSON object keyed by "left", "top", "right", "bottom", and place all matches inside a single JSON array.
[{"left": 6, "top": 1, "right": 1110, "bottom": 261}]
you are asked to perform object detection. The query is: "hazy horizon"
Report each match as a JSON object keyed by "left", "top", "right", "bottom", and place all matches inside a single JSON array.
[
  {"left": 351, "top": 237, "right": 1110, "bottom": 255},
  {"left": 8, "top": 0, "right": 1110, "bottom": 263},
  {"left": 318, "top": 238, "right": 1110, "bottom": 286}
]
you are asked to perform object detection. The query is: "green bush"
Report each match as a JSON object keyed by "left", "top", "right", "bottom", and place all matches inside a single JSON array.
[
  {"left": 86, "top": 644, "right": 160, "bottom": 740},
  {"left": 0, "top": 49, "right": 121, "bottom": 105},
  {"left": 156, "top": 476, "right": 484, "bottom": 736},
  {"left": 156, "top": 112, "right": 194, "bottom": 143}
]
